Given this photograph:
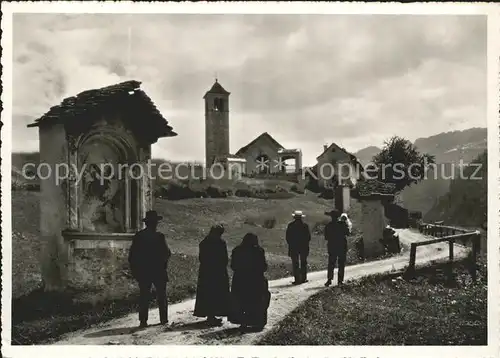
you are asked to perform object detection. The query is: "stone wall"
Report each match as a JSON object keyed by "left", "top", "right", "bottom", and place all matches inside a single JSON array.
[
  {"left": 39, "top": 122, "right": 70, "bottom": 290},
  {"left": 360, "top": 199, "right": 387, "bottom": 258},
  {"left": 67, "top": 238, "right": 133, "bottom": 298}
]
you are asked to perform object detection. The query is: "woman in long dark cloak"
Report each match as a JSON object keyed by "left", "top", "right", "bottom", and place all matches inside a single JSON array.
[
  {"left": 193, "top": 224, "right": 231, "bottom": 326},
  {"left": 229, "top": 233, "right": 271, "bottom": 331}
]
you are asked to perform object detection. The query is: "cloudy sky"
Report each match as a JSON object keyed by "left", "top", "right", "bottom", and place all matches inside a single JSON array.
[{"left": 13, "top": 14, "right": 486, "bottom": 166}]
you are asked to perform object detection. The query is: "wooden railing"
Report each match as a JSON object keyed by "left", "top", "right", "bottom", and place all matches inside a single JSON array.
[
  {"left": 419, "top": 221, "right": 472, "bottom": 237},
  {"left": 406, "top": 223, "right": 481, "bottom": 280}
]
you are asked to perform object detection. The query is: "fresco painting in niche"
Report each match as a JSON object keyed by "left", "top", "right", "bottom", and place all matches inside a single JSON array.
[{"left": 79, "top": 140, "right": 125, "bottom": 233}]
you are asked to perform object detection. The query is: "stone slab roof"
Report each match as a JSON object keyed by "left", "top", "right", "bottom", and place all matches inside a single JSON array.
[
  {"left": 352, "top": 179, "right": 397, "bottom": 200},
  {"left": 27, "top": 80, "right": 177, "bottom": 141}
]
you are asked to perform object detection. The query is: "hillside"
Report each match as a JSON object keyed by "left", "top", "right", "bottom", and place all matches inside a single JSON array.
[
  {"left": 354, "top": 145, "right": 381, "bottom": 166},
  {"left": 425, "top": 150, "right": 487, "bottom": 228},
  {"left": 354, "top": 127, "right": 487, "bottom": 215},
  {"left": 413, "top": 127, "right": 487, "bottom": 164},
  {"left": 354, "top": 128, "right": 487, "bottom": 166}
]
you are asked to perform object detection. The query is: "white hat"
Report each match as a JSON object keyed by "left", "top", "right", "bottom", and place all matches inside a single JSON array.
[{"left": 292, "top": 210, "right": 305, "bottom": 217}]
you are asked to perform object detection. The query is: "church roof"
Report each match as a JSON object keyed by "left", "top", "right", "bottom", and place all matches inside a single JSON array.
[
  {"left": 27, "top": 80, "right": 177, "bottom": 142},
  {"left": 203, "top": 80, "right": 230, "bottom": 98},
  {"left": 235, "top": 132, "right": 284, "bottom": 156}
]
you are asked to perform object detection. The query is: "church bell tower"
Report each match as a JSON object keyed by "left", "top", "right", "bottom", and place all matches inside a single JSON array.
[{"left": 204, "top": 79, "right": 230, "bottom": 167}]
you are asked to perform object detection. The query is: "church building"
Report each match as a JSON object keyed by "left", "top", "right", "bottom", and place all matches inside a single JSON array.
[{"left": 203, "top": 80, "right": 301, "bottom": 176}]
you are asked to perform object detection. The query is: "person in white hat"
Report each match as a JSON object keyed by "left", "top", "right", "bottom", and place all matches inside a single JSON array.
[{"left": 285, "top": 210, "right": 311, "bottom": 285}]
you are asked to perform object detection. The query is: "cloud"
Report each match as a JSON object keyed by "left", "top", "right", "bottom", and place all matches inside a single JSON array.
[{"left": 12, "top": 14, "right": 486, "bottom": 166}]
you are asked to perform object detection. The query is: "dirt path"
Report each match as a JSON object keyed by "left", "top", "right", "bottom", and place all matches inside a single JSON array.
[{"left": 54, "top": 229, "right": 468, "bottom": 345}]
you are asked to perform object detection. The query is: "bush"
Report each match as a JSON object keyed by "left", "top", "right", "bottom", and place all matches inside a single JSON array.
[
  {"left": 243, "top": 217, "right": 258, "bottom": 226},
  {"left": 304, "top": 169, "right": 322, "bottom": 193},
  {"left": 235, "top": 188, "right": 253, "bottom": 197},
  {"left": 380, "top": 228, "right": 401, "bottom": 255},
  {"left": 354, "top": 237, "right": 365, "bottom": 261},
  {"left": 290, "top": 184, "right": 304, "bottom": 194},
  {"left": 160, "top": 181, "right": 199, "bottom": 200},
  {"left": 319, "top": 189, "right": 334, "bottom": 199},
  {"left": 24, "top": 183, "right": 40, "bottom": 191},
  {"left": 312, "top": 220, "right": 329, "bottom": 235},
  {"left": 254, "top": 191, "right": 295, "bottom": 200},
  {"left": 275, "top": 185, "right": 287, "bottom": 193},
  {"left": 263, "top": 217, "right": 277, "bottom": 229},
  {"left": 206, "top": 185, "right": 228, "bottom": 198},
  {"left": 244, "top": 216, "right": 277, "bottom": 229}
]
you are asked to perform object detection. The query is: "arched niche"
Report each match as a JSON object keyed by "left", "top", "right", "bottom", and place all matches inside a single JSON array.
[{"left": 70, "top": 130, "right": 141, "bottom": 233}]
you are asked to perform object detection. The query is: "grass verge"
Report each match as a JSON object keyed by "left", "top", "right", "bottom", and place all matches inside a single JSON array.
[{"left": 259, "top": 257, "right": 487, "bottom": 345}]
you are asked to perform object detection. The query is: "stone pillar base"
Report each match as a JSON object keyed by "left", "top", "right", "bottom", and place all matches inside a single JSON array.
[{"left": 63, "top": 232, "right": 134, "bottom": 297}]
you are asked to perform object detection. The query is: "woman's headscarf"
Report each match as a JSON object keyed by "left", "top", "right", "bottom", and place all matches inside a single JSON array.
[
  {"left": 242, "top": 232, "right": 259, "bottom": 247},
  {"left": 339, "top": 213, "right": 353, "bottom": 233},
  {"left": 207, "top": 224, "right": 225, "bottom": 238}
]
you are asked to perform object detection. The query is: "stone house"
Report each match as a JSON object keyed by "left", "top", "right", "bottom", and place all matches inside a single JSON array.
[
  {"left": 351, "top": 179, "right": 397, "bottom": 258},
  {"left": 313, "top": 142, "right": 363, "bottom": 189},
  {"left": 27, "top": 80, "right": 176, "bottom": 291},
  {"left": 234, "top": 132, "right": 302, "bottom": 175}
]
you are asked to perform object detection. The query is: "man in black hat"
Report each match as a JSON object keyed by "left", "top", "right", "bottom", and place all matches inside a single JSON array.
[
  {"left": 286, "top": 210, "right": 311, "bottom": 285},
  {"left": 324, "top": 209, "right": 350, "bottom": 287},
  {"left": 128, "top": 210, "right": 171, "bottom": 328}
]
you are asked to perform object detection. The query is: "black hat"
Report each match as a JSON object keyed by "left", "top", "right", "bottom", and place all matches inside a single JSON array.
[{"left": 142, "top": 210, "right": 163, "bottom": 222}]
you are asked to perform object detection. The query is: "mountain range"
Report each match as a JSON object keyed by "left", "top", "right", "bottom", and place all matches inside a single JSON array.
[
  {"left": 354, "top": 127, "right": 488, "bottom": 216},
  {"left": 354, "top": 127, "right": 487, "bottom": 166}
]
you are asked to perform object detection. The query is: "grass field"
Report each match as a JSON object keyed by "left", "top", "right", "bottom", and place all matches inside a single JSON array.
[
  {"left": 12, "top": 188, "right": 367, "bottom": 344},
  {"left": 259, "top": 258, "right": 487, "bottom": 345}
]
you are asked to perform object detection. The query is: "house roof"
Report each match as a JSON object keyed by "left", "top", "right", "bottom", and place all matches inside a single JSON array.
[
  {"left": 352, "top": 179, "right": 397, "bottom": 200},
  {"left": 203, "top": 79, "right": 230, "bottom": 98},
  {"left": 27, "top": 80, "right": 177, "bottom": 141},
  {"left": 235, "top": 132, "right": 284, "bottom": 156},
  {"left": 316, "top": 142, "right": 357, "bottom": 161}
]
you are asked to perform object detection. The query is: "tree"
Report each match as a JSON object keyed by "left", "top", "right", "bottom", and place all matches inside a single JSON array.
[{"left": 372, "top": 136, "right": 435, "bottom": 192}]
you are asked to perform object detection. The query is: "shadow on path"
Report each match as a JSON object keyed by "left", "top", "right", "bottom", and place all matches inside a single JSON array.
[
  {"left": 84, "top": 323, "right": 162, "bottom": 338},
  {"left": 84, "top": 327, "right": 140, "bottom": 338},
  {"left": 169, "top": 320, "right": 215, "bottom": 332},
  {"left": 272, "top": 282, "right": 296, "bottom": 289},
  {"left": 198, "top": 327, "right": 244, "bottom": 340},
  {"left": 199, "top": 325, "right": 265, "bottom": 341}
]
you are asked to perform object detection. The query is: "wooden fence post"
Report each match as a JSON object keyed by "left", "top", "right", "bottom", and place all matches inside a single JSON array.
[
  {"left": 470, "top": 232, "right": 480, "bottom": 281},
  {"left": 448, "top": 239, "right": 454, "bottom": 282},
  {"left": 405, "top": 243, "right": 417, "bottom": 278},
  {"left": 448, "top": 240, "right": 454, "bottom": 262}
]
